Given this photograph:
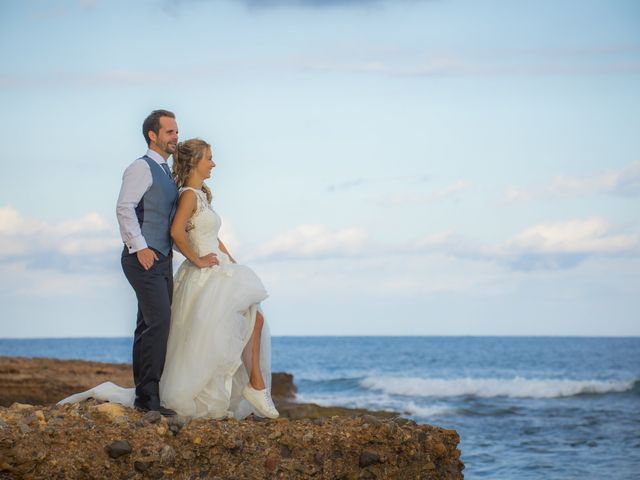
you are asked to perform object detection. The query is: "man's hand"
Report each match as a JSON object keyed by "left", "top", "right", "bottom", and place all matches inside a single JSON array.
[
  {"left": 196, "top": 253, "right": 219, "bottom": 269},
  {"left": 136, "top": 248, "right": 159, "bottom": 270}
]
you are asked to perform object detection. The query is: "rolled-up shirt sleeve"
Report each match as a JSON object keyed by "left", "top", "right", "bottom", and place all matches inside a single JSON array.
[{"left": 116, "top": 159, "right": 152, "bottom": 253}]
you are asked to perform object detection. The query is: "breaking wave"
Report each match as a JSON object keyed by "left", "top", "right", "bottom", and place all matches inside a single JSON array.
[
  {"left": 295, "top": 393, "right": 456, "bottom": 418},
  {"left": 360, "top": 376, "right": 637, "bottom": 399}
]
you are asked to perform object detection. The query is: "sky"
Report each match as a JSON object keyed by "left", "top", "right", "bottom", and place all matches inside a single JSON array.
[{"left": 0, "top": 0, "right": 639, "bottom": 338}]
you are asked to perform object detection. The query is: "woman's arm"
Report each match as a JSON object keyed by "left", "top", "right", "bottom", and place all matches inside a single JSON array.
[
  {"left": 217, "top": 238, "right": 236, "bottom": 264},
  {"left": 171, "top": 190, "right": 218, "bottom": 268}
]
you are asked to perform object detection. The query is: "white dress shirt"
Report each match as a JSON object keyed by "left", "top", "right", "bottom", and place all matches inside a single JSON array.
[{"left": 116, "top": 149, "right": 171, "bottom": 254}]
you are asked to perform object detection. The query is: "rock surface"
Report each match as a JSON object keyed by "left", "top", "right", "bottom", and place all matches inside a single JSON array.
[
  {"left": 0, "top": 356, "right": 391, "bottom": 420},
  {"left": 0, "top": 356, "right": 464, "bottom": 479}
]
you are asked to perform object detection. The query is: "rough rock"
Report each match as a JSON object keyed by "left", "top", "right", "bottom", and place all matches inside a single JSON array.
[
  {"left": 159, "top": 444, "right": 176, "bottom": 465},
  {"left": 359, "top": 450, "right": 382, "bottom": 468},
  {"left": 0, "top": 356, "right": 464, "bottom": 479},
  {"left": 271, "top": 371, "right": 297, "bottom": 398},
  {"left": 143, "top": 410, "right": 162, "bottom": 424},
  {"left": 0, "top": 355, "right": 396, "bottom": 420},
  {"left": 90, "top": 402, "right": 127, "bottom": 421},
  {"left": 105, "top": 440, "right": 132, "bottom": 459}
]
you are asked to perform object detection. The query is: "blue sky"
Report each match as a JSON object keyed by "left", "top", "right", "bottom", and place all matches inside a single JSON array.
[{"left": 0, "top": 0, "right": 639, "bottom": 337}]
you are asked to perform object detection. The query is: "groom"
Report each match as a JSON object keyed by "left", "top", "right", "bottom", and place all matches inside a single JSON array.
[{"left": 116, "top": 109, "right": 179, "bottom": 416}]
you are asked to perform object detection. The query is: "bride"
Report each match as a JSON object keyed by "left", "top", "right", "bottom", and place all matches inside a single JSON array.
[{"left": 60, "top": 138, "right": 279, "bottom": 420}]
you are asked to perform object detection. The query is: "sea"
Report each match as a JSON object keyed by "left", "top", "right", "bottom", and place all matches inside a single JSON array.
[{"left": 1, "top": 336, "right": 638, "bottom": 479}]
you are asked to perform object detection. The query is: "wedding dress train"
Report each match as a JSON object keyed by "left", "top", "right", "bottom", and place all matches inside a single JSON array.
[{"left": 60, "top": 187, "right": 272, "bottom": 419}]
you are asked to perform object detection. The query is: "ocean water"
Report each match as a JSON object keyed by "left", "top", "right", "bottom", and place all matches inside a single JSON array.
[{"left": 1, "top": 336, "right": 638, "bottom": 479}]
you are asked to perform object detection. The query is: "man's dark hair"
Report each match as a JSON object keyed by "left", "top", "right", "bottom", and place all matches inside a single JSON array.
[{"left": 142, "top": 109, "right": 175, "bottom": 146}]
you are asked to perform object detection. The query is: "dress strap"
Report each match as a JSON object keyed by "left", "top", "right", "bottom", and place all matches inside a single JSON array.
[
  {"left": 179, "top": 187, "right": 206, "bottom": 202},
  {"left": 179, "top": 187, "right": 208, "bottom": 216},
  {"left": 179, "top": 186, "right": 202, "bottom": 194}
]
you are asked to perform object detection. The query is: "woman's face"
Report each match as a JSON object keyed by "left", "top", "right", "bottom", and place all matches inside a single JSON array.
[{"left": 195, "top": 147, "right": 215, "bottom": 179}]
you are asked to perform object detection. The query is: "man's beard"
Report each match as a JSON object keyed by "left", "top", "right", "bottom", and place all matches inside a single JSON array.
[{"left": 161, "top": 141, "right": 176, "bottom": 155}]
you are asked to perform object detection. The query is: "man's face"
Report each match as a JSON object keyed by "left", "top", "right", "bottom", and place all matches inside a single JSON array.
[{"left": 149, "top": 116, "right": 178, "bottom": 155}]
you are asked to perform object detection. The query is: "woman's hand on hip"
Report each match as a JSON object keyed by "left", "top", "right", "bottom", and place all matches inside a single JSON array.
[{"left": 196, "top": 253, "right": 218, "bottom": 269}]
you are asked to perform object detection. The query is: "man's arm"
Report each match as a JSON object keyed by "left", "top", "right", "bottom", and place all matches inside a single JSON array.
[{"left": 116, "top": 159, "right": 155, "bottom": 267}]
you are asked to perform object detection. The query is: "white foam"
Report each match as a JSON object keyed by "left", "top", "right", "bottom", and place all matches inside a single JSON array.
[
  {"left": 402, "top": 402, "right": 454, "bottom": 418},
  {"left": 360, "top": 376, "right": 636, "bottom": 399},
  {"left": 295, "top": 393, "right": 455, "bottom": 419},
  {"left": 296, "top": 392, "right": 391, "bottom": 409},
  {"left": 295, "top": 371, "right": 362, "bottom": 382}
]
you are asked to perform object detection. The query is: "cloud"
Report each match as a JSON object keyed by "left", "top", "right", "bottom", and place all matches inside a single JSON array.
[
  {"left": 326, "top": 174, "right": 429, "bottom": 193},
  {"left": 1, "top": 261, "right": 120, "bottom": 298},
  {"left": 302, "top": 57, "right": 468, "bottom": 77},
  {"left": 325, "top": 175, "right": 469, "bottom": 207},
  {"left": 402, "top": 216, "right": 640, "bottom": 271},
  {"left": 7, "top": 204, "right": 634, "bottom": 281},
  {"left": 0, "top": 69, "right": 186, "bottom": 89},
  {"left": 506, "top": 217, "right": 638, "bottom": 253},
  {"left": 176, "top": 0, "right": 428, "bottom": 10},
  {"left": 251, "top": 224, "right": 368, "bottom": 259},
  {"left": 250, "top": 223, "right": 463, "bottom": 264},
  {"left": 300, "top": 57, "right": 640, "bottom": 78},
  {"left": 257, "top": 251, "right": 510, "bottom": 299},
  {"left": 0, "top": 206, "right": 121, "bottom": 272},
  {"left": 79, "top": 0, "right": 98, "bottom": 9},
  {"left": 6, "top": 37, "right": 640, "bottom": 91},
  {"left": 326, "top": 178, "right": 365, "bottom": 193},
  {"left": 410, "top": 231, "right": 455, "bottom": 250},
  {"left": 296, "top": 41, "right": 640, "bottom": 78},
  {"left": 503, "top": 161, "right": 640, "bottom": 203},
  {"left": 161, "top": 0, "right": 418, "bottom": 16},
  {"left": 384, "top": 180, "right": 472, "bottom": 206},
  {"left": 251, "top": 219, "right": 637, "bottom": 299},
  {"left": 250, "top": 214, "right": 640, "bottom": 271},
  {"left": 497, "top": 217, "right": 640, "bottom": 271},
  {"left": 25, "top": 0, "right": 97, "bottom": 20},
  {"left": 548, "top": 161, "right": 640, "bottom": 197},
  {"left": 240, "top": 0, "right": 384, "bottom": 7},
  {"left": 503, "top": 186, "right": 533, "bottom": 203},
  {"left": 28, "top": 6, "right": 67, "bottom": 20}
]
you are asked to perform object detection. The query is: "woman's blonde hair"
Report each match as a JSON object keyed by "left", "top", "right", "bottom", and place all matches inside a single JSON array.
[{"left": 172, "top": 138, "right": 213, "bottom": 203}]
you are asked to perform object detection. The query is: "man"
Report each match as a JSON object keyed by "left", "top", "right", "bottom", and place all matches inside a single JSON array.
[{"left": 116, "top": 109, "right": 179, "bottom": 416}]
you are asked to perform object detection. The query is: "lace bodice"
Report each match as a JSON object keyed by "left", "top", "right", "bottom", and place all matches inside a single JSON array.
[{"left": 179, "top": 187, "right": 225, "bottom": 259}]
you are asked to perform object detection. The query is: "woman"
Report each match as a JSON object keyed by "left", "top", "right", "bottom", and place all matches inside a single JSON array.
[
  {"left": 60, "top": 139, "right": 278, "bottom": 420},
  {"left": 161, "top": 138, "right": 278, "bottom": 419}
]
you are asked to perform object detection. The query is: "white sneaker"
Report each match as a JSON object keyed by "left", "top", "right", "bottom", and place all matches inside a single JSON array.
[{"left": 242, "top": 385, "right": 280, "bottom": 419}]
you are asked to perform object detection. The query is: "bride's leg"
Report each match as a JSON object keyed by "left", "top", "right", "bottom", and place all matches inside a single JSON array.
[
  {"left": 249, "top": 311, "right": 266, "bottom": 390},
  {"left": 242, "top": 309, "right": 279, "bottom": 418}
]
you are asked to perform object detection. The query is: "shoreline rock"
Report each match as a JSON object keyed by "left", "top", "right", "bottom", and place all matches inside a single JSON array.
[
  {"left": 0, "top": 356, "right": 399, "bottom": 420},
  {"left": 0, "top": 356, "right": 464, "bottom": 479}
]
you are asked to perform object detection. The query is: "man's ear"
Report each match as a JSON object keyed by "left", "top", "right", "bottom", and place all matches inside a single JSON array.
[{"left": 148, "top": 130, "right": 157, "bottom": 145}]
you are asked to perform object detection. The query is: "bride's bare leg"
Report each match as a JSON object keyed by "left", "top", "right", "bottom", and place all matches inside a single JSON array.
[
  {"left": 242, "top": 309, "right": 279, "bottom": 418},
  {"left": 249, "top": 311, "right": 266, "bottom": 390}
]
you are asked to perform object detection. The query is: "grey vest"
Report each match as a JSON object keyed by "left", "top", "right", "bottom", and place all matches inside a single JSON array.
[{"left": 135, "top": 156, "right": 178, "bottom": 256}]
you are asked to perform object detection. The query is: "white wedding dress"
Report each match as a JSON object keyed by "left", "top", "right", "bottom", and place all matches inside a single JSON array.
[{"left": 60, "top": 187, "right": 272, "bottom": 419}]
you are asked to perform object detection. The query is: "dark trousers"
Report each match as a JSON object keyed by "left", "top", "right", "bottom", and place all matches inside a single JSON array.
[{"left": 121, "top": 248, "right": 173, "bottom": 409}]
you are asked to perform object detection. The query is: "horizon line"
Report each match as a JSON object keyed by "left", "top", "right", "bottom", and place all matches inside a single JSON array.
[{"left": 1, "top": 334, "right": 639, "bottom": 340}]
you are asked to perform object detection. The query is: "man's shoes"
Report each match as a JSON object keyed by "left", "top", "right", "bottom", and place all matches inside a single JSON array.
[
  {"left": 134, "top": 400, "right": 150, "bottom": 412},
  {"left": 134, "top": 401, "right": 176, "bottom": 417},
  {"left": 156, "top": 406, "right": 177, "bottom": 417},
  {"left": 242, "top": 385, "right": 279, "bottom": 419}
]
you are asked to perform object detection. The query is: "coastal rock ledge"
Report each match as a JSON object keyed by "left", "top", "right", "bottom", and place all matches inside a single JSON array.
[{"left": 0, "top": 357, "right": 463, "bottom": 479}]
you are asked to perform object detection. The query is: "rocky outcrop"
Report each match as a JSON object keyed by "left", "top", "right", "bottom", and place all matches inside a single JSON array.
[
  {"left": 0, "top": 356, "right": 464, "bottom": 479},
  {"left": 0, "top": 356, "right": 132, "bottom": 407},
  {"left": 0, "top": 356, "right": 398, "bottom": 420}
]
